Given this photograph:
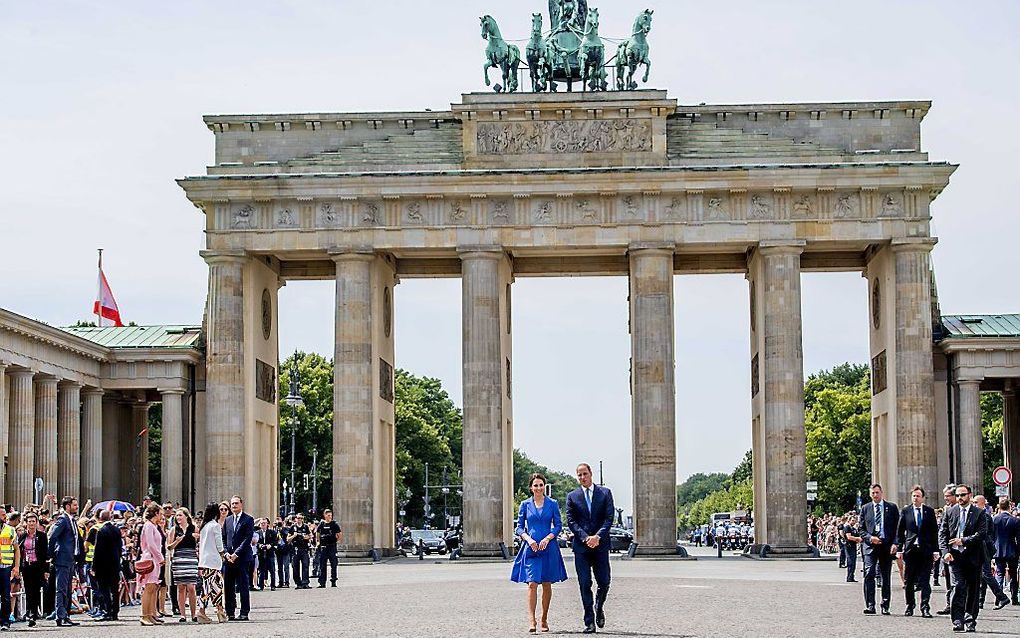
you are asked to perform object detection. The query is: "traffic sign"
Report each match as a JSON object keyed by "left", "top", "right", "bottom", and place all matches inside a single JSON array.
[
  {"left": 995, "top": 485, "right": 1009, "bottom": 497},
  {"left": 806, "top": 481, "right": 818, "bottom": 491},
  {"left": 992, "top": 466, "right": 1012, "bottom": 487},
  {"left": 806, "top": 492, "right": 817, "bottom": 501}
]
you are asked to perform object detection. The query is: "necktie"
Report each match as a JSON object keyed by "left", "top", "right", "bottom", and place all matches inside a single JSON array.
[
  {"left": 915, "top": 507, "right": 922, "bottom": 531},
  {"left": 958, "top": 508, "right": 967, "bottom": 538},
  {"left": 585, "top": 488, "right": 592, "bottom": 513},
  {"left": 875, "top": 503, "right": 882, "bottom": 539}
]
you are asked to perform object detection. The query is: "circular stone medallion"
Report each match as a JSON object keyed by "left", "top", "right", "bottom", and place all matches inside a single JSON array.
[{"left": 261, "top": 288, "right": 272, "bottom": 340}]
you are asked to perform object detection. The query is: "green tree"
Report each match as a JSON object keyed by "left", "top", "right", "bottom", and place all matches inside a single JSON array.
[
  {"left": 279, "top": 351, "right": 335, "bottom": 514},
  {"left": 512, "top": 450, "right": 578, "bottom": 514},
  {"left": 803, "top": 363, "right": 872, "bottom": 514},
  {"left": 981, "top": 392, "right": 1004, "bottom": 498},
  {"left": 676, "top": 454, "right": 754, "bottom": 531},
  {"left": 676, "top": 472, "right": 727, "bottom": 508}
]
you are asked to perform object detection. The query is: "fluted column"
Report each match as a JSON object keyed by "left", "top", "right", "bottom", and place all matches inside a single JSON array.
[
  {"left": 628, "top": 243, "right": 677, "bottom": 555},
  {"left": 460, "top": 247, "right": 512, "bottom": 557},
  {"left": 201, "top": 250, "right": 247, "bottom": 502},
  {"left": 81, "top": 388, "right": 104, "bottom": 502},
  {"left": 6, "top": 369, "right": 35, "bottom": 507},
  {"left": 332, "top": 249, "right": 376, "bottom": 556},
  {"left": 957, "top": 380, "right": 984, "bottom": 494},
  {"left": 891, "top": 240, "right": 938, "bottom": 502},
  {"left": 160, "top": 389, "right": 185, "bottom": 505},
  {"left": 0, "top": 362, "right": 7, "bottom": 499},
  {"left": 759, "top": 241, "right": 808, "bottom": 551},
  {"left": 132, "top": 402, "right": 151, "bottom": 503},
  {"left": 33, "top": 376, "right": 58, "bottom": 498},
  {"left": 56, "top": 381, "right": 82, "bottom": 499},
  {"left": 1004, "top": 386, "right": 1020, "bottom": 501}
]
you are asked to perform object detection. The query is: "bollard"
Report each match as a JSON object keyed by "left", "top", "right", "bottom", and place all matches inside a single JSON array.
[{"left": 717, "top": 541, "right": 723, "bottom": 558}]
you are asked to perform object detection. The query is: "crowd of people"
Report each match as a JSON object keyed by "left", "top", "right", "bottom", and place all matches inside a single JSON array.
[
  {"left": 825, "top": 483, "right": 1020, "bottom": 633},
  {"left": 0, "top": 493, "right": 348, "bottom": 628}
]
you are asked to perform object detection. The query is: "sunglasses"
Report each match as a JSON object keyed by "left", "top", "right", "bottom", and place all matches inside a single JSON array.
[{"left": 954, "top": 492, "right": 969, "bottom": 497}]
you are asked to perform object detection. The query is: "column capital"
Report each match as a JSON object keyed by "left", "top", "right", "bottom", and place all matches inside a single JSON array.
[
  {"left": 158, "top": 388, "right": 187, "bottom": 397},
  {"left": 627, "top": 241, "right": 675, "bottom": 256},
  {"left": 33, "top": 375, "right": 59, "bottom": 387},
  {"left": 890, "top": 237, "right": 938, "bottom": 253},
  {"left": 757, "top": 239, "right": 806, "bottom": 256},
  {"left": 8, "top": 367, "right": 36, "bottom": 379},
  {"left": 57, "top": 380, "right": 82, "bottom": 390},
  {"left": 457, "top": 245, "right": 505, "bottom": 260},
  {"left": 200, "top": 249, "right": 248, "bottom": 265},
  {"left": 957, "top": 378, "right": 983, "bottom": 388},
  {"left": 328, "top": 246, "right": 376, "bottom": 262},
  {"left": 81, "top": 387, "right": 105, "bottom": 397}
]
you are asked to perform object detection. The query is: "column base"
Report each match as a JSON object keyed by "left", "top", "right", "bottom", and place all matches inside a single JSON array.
[
  {"left": 459, "top": 542, "right": 510, "bottom": 560},
  {"left": 621, "top": 544, "right": 694, "bottom": 560},
  {"left": 337, "top": 547, "right": 398, "bottom": 564},
  {"left": 744, "top": 544, "right": 823, "bottom": 560}
]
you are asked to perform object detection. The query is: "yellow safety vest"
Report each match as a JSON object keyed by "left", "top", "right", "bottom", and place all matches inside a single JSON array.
[
  {"left": 86, "top": 522, "right": 106, "bottom": 563},
  {"left": 0, "top": 524, "right": 16, "bottom": 567}
]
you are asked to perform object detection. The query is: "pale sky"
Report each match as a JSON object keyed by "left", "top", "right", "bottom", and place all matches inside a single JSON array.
[{"left": 3, "top": 1, "right": 1017, "bottom": 515}]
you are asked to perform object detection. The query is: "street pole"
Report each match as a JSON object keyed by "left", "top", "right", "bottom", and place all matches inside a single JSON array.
[
  {"left": 599, "top": 460, "right": 604, "bottom": 486},
  {"left": 311, "top": 448, "right": 318, "bottom": 515},
  {"left": 443, "top": 466, "right": 449, "bottom": 528},
  {"left": 289, "top": 414, "right": 296, "bottom": 515}
]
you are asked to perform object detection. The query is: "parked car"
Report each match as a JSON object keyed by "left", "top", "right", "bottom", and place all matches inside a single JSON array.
[
  {"left": 609, "top": 527, "right": 633, "bottom": 553},
  {"left": 400, "top": 529, "right": 447, "bottom": 556}
]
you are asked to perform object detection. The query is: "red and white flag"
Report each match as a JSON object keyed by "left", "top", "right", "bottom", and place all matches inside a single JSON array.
[{"left": 93, "top": 250, "right": 124, "bottom": 327}]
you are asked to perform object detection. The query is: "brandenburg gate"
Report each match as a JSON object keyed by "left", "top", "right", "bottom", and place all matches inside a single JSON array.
[{"left": 178, "top": 86, "right": 954, "bottom": 557}]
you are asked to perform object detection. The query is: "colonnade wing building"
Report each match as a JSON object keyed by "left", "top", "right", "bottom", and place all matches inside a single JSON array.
[{"left": 3, "top": 89, "right": 1018, "bottom": 557}]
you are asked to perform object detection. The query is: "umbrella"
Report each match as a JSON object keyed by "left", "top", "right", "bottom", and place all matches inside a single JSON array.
[{"left": 91, "top": 500, "right": 135, "bottom": 514}]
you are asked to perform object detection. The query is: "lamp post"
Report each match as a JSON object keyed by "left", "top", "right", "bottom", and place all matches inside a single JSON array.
[
  {"left": 284, "top": 364, "right": 304, "bottom": 515},
  {"left": 424, "top": 464, "right": 463, "bottom": 530}
]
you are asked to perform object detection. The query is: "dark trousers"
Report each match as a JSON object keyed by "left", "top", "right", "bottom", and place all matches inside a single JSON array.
[
  {"left": 949, "top": 560, "right": 981, "bottom": 627},
  {"left": 292, "top": 550, "right": 309, "bottom": 587},
  {"left": 54, "top": 564, "right": 73, "bottom": 620},
  {"left": 0, "top": 567, "right": 11, "bottom": 627},
  {"left": 979, "top": 557, "right": 1007, "bottom": 606},
  {"left": 903, "top": 550, "right": 934, "bottom": 611},
  {"left": 277, "top": 549, "right": 291, "bottom": 585},
  {"left": 862, "top": 545, "right": 893, "bottom": 610},
  {"left": 223, "top": 560, "right": 251, "bottom": 618},
  {"left": 944, "top": 558, "right": 958, "bottom": 607},
  {"left": 43, "top": 564, "right": 55, "bottom": 614},
  {"left": 93, "top": 570, "right": 119, "bottom": 619},
  {"left": 22, "top": 561, "right": 45, "bottom": 620},
  {"left": 994, "top": 556, "right": 1019, "bottom": 603},
  {"left": 258, "top": 553, "right": 276, "bottom": 589},
  {"left": 845, "top": 544, "right": 858, "bottom": 580},
  {"left": 573, "top": 549, "right": 611, "bottom": 627},
  {"left": 317, "top": 546, "right": 337, "bottom": 586}
]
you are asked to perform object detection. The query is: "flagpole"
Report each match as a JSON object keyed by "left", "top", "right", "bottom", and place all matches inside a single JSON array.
[{"left": 96, "top": 249, "right": 104, "bottom": 327}]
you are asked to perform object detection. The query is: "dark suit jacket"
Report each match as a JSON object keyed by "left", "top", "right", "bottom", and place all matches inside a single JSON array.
[
  {"left": 939, "top": 504, "right": 989, "bottom": 566},
  {"left": 223, "top": 512, "right": 255, "bottom": 562},
  {"left": 255, "top": 528, "right": 278, "bottom": 557},
  {"left": 47, "top": 513, "right": 78, "bottom": 567},
  {"left": 858, "top": 500, "right": 899, "bottom": 554},
  {"left": 565, "top": 484, "right": 614, "bottom": 554},
  {"left": 18, "top": 530, "right": 48, "bottom": 569},
  {"left": 992, "top": 512, "right": 1020, "bottom": 560},
  {"left": 91, "top": 522, "right": 123, "bottom": 575},
  {"left": 896, "top": 504, "right": 938, "bottom": 556}
]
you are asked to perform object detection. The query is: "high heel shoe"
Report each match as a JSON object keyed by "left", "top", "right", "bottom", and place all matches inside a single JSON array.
[
  {"left": 196, "top": 609, "right": 213, "bottom": 624},
  {"left": 140, "top": 616, "right": 156, "bottom": 626},
  {"left": 216, "top": 609, "right": 227, "bottom": 623},
  {"left": 540, "top": 620, "right": 549, "bottom": 633},
  {"left": 528, "top": 621, "right": 537, "bottom": 634}
]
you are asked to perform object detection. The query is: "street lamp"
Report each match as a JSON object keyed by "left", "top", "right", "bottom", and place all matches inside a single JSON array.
[{"left": 284, "top": 364, "right": 304, "bottom": 515}]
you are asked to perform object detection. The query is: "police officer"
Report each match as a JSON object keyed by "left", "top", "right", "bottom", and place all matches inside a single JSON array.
[
  {"left": 288, "top": 514, "right": 311, "bottom": 589},
  {"left": 316, "top": 510, "right": 343, "bottom": 588}
]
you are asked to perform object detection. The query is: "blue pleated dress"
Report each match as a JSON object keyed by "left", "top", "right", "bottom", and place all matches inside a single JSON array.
[{"left": 510, "top": 497, "right": 568, "bottom": 584}]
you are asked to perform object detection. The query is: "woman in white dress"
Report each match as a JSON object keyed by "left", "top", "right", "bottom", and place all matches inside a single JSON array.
[{"left": 197, "top": 502, "right": 228, "bottom": 622}]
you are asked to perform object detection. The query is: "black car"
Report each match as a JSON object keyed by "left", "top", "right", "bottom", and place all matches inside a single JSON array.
[
  {"left": 609, "top": 527, "right": 633, "bottom": 553},
  {"left": 399, "top": 529, "right": 447, "bottom": 556}
]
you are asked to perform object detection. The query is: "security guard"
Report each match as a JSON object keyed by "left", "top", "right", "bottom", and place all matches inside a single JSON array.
[{"left": 0, "top": 508, "right": 22, "bottom": 632}]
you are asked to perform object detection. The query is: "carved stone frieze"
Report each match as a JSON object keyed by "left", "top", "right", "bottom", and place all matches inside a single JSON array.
[
  {"left": 534, "top": 200, "right": 553, "bottom": 223},
  {"left": 234, "top": 204, "right": 255, "bottom": 229},
  {"left": 406, "top": 202, "right": 423, "bottom": 224},
  {"left": 881, "top": 193, "right": 902, "bottom": 216},
  {"left": 362, "top": 202, "right": 380, "bottom": 224},
  {"left": 792, "top": 195, "right": 813, "bottom": 218},
  {"left": 834, "top": 193, "right": 856, "bottom": 218},
  {"left": 275, "top": 208, "right": 296, "bottom": 227},
  {"left": 450, "top": 202, "right": 468, "bottom": 223},
  {"left": 750, "top": 194, "right": 771, "bottom": 219},
  {"left": 575, "top": 199, "right": 598, "bottom": 222},
  {"left": 705, "top": 196, "right": 727, "bottom": 221},
  {"left": 491, "top": 199, "right": 510, "bottom": 223},
  {"left": 476, "top": 118, "right": 652, "bottom": 155},
  {"left": 320, "top": 202, "right": 339, "bottom": 226}
]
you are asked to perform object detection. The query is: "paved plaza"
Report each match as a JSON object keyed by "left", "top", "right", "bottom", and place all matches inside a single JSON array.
[{"left": 36, "top": 547, "right": 1020, "bottom": 637}]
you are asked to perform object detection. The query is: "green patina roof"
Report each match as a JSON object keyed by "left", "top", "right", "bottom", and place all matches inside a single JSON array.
[
  {"left": 60, "top": 325, "right": 202, "bottom": 349},
  {"left": 941, "top": 314, "right": 1020, "bottom": 339}
]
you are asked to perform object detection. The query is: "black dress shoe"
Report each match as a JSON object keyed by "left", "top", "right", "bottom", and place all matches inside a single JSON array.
[
  {"left": 880, "top": 607, "right": 890, "bottom": 616},
  {"left": 317, "top": 584, "right": 326, "bottom": 588},
  {"left": 596, "top": 609, "right": 605, "bottom": 629},
  {"left": 904, "top": 608, "right": 913, "bottom": 616},
  {"left": 937, "top": 607, "right": 951, "bottom": 615},
  {"left": 583, "top": 624, "right": 597, "bottom": 634},
  {"left": 56, "top": 619, "right": 80, "bottom": 626},
  {"left": 237, "top": 615, "right": 249, "bottom": 621},
  {"left": 994, "top": 597, "right": 1010, "bottom": 610},
  {"left": 952, "top": 623, "right": 964, "bottom": 632},
  {"left": 863, "top": 607, "right": 877, "bottom": 615},
  {"left": 846, "top": 578, "right": 857, "bottom": 582},
  {"left": 226, "top": 616, "right": 236, "bottom": 621},
  {"left": 965, "top": 625, "right": 976, "bottom": 633},
  {"left": 921, "top": 610, "right": 933, "bottom": 618}
]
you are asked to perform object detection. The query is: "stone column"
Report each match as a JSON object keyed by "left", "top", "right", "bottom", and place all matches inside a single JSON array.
[
  {"left": 460, "top": 247, "right": 513, "bottom": 557},
  {"left": 758, "top": 241, "right": 809, "bottom": 552},
  {"left": 6, "top": 369, "right": 35, "bottom": 507},
  {"left": 160, "top": 389, "right": 185, "bottom": 505},
  {"left": 628, "top": 243, "right": 677, "bottom": 555},
  {"left": 132, "top": 402, "right": 151, "bottom": 503},
  {"left": 332, "top": 249, "right": 376, "bottom": 557},
  {"left": 0, "top": 362, "right": 7, "bottom": 499},
  {"left": 56, "top": 381, "right": 82, "bottom": 499},
  {"left": 200, "top": 250, "right": 247, "bottom": 502},
  {"left": 891, "top": 240, "right": 938, "bottom": 501},
  {"left": 81, "top": 388, "right": 104, "bottom": 502},
  {"left": 33, "top": 376, "right": 59, "bottom": 498},
  {"left": 957, "top": 380, "right": 984, "bottom": 494},
  {"left": 1003, "top": 385, "right": 1020, "bottom": 501}
]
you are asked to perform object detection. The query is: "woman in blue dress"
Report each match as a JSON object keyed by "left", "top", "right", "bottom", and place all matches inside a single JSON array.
[{"left": 511, "top": 473, "right": 568, "bottom": 633}]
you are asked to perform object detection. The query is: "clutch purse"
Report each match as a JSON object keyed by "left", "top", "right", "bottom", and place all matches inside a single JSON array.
[{"left": 134, "top": 558, "right": 154, "bottom": 575}]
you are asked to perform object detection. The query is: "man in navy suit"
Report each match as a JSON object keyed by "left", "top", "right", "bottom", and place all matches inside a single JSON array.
[
  {"left": 895, "top": 485, "right": 940, "bottom": 617},
  {"left": 222, "top": 495, "right": 255, "bottom": 621},
  {"left": 992, "top": 498, "right": 1020, "bottom": 605},
  {"left": 565, "top": 463, "right": 614, "bottom": 634},
  {"left": 939, "top": 484, "right": 989, "bottom": 632},
  {"left": 858, "top": 483, "right": 899, "bottom": 615},
  {"left": 47, "top": 496, "right": 80, "bottom": 627}
]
